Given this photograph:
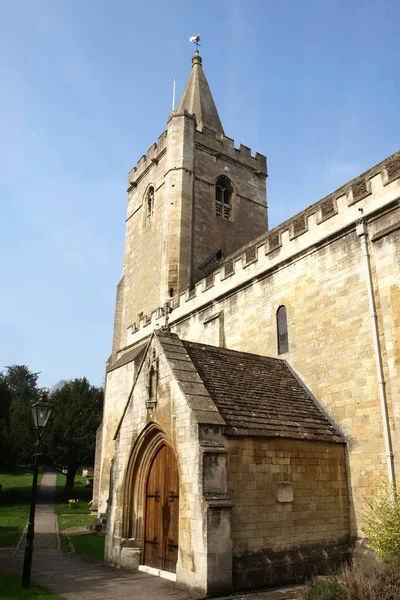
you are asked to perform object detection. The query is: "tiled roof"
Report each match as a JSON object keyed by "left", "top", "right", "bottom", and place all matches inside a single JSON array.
[
  {"left": 180, "top": 339, "right": 343, "bottom": 443},
  {"left": 156, "top": 332, "right": 225, "bottom": 426},
  {"left": 106, "top": 343, "right": 147, "bottom": 373}
]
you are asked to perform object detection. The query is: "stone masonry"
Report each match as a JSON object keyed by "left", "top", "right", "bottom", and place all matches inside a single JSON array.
[{"left": 95, "top": 48, "right": 400, "bottom": 594}]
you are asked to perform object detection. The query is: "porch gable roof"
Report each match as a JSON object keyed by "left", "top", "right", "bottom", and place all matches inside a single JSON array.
[{"left": 177, "top": 338, "right": 343, "bottom": 443}]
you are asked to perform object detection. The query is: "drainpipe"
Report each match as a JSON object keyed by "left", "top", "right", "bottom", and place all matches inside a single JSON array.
[{"left": 356, "top": 219, "right": 396, "bottom": 487}]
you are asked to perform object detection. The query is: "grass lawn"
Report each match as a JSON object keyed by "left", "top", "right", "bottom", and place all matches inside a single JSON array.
[
  {"left": 0, "top": 471, "right": 43, "bottom": 547},
  {"left": 55, "top": 472, "right": 95, "bottom": 529},
  {"left": 54, "top": 472, "right": 93, "bottom": 513},
  {"left": 0, "top": 573, "right": 66, "bottom": 599},
  {"left": 55, "top": 472, "right": 104, "bottom": 562},
  {"left": 70, "top": 533, "right": 105, "bottom": 562},
  {"left": 57, "top": 513, "right": 96, "bottom": 533}
]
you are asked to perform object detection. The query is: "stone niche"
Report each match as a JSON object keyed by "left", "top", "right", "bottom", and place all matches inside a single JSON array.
[{"left": 203, "top": 450, "right": 227, "bottom": 498}]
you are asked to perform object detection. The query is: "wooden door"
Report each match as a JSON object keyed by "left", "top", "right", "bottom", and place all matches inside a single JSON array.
[{"left": 144, "top": 444, "right": 179, "bottom": 572}]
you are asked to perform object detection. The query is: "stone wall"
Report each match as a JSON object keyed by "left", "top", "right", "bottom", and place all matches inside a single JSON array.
[
  {"left": 101, "top": 146, "right": 400, "bottom": 585},
  {"left": 91, "top": 422, "right": 103, "bottom": 512},
  {"left": 124, "top": 152, "right": 400, "bottom": 349},
  {"left": 192, "top": 127, "right": 267, "bottom": 282},
  {"left": 172, "top": 205, "right": 399, "bottom": 536},
  {"left": 121, "top": 139, "right": 167, "bottom": 339},
  {"left": 370, "top": 216, "right": 400, "bottom": 473},
  {"left": 97, "top": 358, "right": 138, "bottom": 515},
  {"left": 227, "top": 437, "right": 350, "bottom": 589},
  {"left": 105, "top": 334, "right": 232, "bottom": 595},
  {"left": 119, "top": 156, "right": 400, "bottom": 536},
  {"left": 114, "top": 115, "right": 269, "bottom": 357},
  {"left": 105, "top": 338, "right": 206, "bottom": 589}
]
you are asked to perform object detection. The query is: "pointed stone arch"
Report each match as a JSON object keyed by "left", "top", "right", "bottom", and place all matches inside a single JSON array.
[
  {"left": 215, "top": 175, "right": 234, "bottom": 220},
  {"left": 121, "top": 423, "right": 179, "bottom": 560},
  {"left": 144, "top": 184, "right": 155, "bottom": 225}
]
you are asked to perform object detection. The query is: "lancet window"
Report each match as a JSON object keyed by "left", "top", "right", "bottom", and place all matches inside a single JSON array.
[
  {"left": 146, "top": 186, "right": 155, "bottom": 224},
  {"left": 277, "top": 305, "right": 289, "bottom": 354},
  {"left": 215, "top": 176, "right": 233, "bottom": 220}
]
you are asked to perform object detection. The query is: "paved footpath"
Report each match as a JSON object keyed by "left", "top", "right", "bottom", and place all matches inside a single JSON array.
[{"left": 0, "top": 472, "right": 302, "bottom": 600}]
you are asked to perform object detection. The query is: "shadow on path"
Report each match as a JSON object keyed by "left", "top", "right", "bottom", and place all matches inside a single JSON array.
[
  {"left": 1, "top": 472, "right": 302, "bottom": 600},
  {"left": 2, "top": 472, "right": 201, "bottom": 599}
]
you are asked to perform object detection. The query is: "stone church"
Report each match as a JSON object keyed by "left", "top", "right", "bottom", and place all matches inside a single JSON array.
[{"left": 93, "top": 50, "right": 400, "bottom": 595}]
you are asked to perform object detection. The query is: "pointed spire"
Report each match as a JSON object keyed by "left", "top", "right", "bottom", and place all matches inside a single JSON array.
[{"left": 177, "top": 51, "right": 224, "bottom": 134}]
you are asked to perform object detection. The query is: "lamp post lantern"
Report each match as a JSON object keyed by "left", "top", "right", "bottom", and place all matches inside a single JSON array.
[{"left": 21, "top": 388, "right": 53, "bottom": 588}]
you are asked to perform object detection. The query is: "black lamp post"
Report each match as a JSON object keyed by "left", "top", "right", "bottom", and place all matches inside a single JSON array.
[{"left": 21, "top": 389, "right": 53, "bottom": 588}]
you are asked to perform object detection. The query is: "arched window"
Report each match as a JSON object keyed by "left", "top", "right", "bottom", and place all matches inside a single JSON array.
[
  {"left": 215, "top": 176, "right": 233, "bottom": 220},
  {"left": 146, "top": 186, "right": 155, "bottom": 224},
  {"left": 277, "top": 305, "right": 289, "bottom": 354}
]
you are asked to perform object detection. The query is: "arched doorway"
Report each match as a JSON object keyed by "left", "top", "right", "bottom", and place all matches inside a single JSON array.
[{"left": 144, "top": 444, "right": 179, "bottom": 573}]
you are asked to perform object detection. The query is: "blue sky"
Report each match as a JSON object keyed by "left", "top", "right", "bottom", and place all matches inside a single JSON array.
[{"left": 1, "top": 0, "right": 399, "bottom": 388}]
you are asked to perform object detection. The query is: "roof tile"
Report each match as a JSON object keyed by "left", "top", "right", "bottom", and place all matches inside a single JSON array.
[{"left": 181, "top": 340, "right": 343, "bottom": 443}]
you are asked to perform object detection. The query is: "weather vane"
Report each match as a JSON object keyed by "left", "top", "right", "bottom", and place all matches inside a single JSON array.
[{"left": 189, "top": 34, "right": 201, "bottom": 51}]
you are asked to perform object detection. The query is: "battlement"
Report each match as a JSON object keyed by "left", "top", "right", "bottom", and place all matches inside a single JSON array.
[
  {"left": 167, "top": 109, "right": 198, "bottom": 123},
  {"left": 121, "top": 150, "right": 400, "bottom": 352},
  {"left": 128, "top": 130, "right": 168, "bottom": 187},
  {"left": 126, "top": 114, "right": 267, "bottom": 191},
  {"left": 195, "top": 127, "right": 267, "bottom": 175}
]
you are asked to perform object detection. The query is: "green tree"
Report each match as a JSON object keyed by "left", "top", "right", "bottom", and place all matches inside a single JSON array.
[
  {"left": 0, "top": 373, "right": 12, "bottom": 420},
  {"left": 0, "top": 374, "right": 12, "bottom": 469},
  {"left": 0, "top": 365, "right": 40, "bottom": 467},
  {"left": 45, "top": 378, "right": 103, "bottom": 495}
]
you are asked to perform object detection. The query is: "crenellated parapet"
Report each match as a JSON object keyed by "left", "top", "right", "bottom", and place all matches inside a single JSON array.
[
  {"left": 167, "top": 108, "right": 198, "bottom": 123},
  {"left": 195, "top": 126, "right": 267, "bottom": 175},
  {"left": 127, "top": 130, "right": 168, "bottom": 190},
  {"left": 119, "top": 150, "right": 400, "bottom": 354},
  {"left": 125, "top": 114, "right": 267, "bottom": 193}
]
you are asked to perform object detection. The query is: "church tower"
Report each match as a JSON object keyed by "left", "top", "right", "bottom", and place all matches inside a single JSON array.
[{"left": 111, "top": 51, "right": 268, "bottom": 359}]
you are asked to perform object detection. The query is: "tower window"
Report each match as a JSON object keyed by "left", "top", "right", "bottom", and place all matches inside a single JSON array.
[
  {"left": 146, "top": 186, "right": 155, "bottom": 224},
  {"left": 277, "top": 305, "right": 289, "bottom": 354},
  {"left": 215, "top": 176, "right": 233, "bottom": 220}
]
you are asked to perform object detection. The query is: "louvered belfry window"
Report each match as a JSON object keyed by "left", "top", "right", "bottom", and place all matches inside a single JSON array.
[
  {"left": 215, "top": 176, "right": 233, "bottom": 220},
  {"left": 277, "top": 305, "right": 289, "bottom": 354}
]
